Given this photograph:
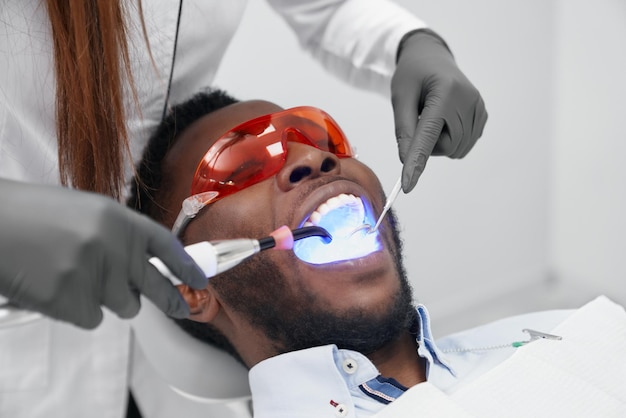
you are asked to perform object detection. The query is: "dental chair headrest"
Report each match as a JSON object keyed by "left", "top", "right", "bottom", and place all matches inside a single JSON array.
[{"left": 131, "top": 296, "right": 251, "bottom": 402}]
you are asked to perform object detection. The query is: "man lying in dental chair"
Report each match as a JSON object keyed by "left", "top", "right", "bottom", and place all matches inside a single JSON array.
[{"left": 128, "top": 89, "right": 626, "bottom": 417}]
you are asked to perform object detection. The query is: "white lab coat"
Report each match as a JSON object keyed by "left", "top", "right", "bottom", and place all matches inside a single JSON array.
[{"left": 0, "top": 0, "right": 424, "bottom": 416}]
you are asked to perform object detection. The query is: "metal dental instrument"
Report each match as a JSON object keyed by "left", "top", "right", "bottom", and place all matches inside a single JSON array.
[
  {"left": 351, "top": 175, "right": 402, "bottom": 236},
  {"left": 149, "top": 225, "right": 332, "bottom": 285},
  {"left": 371, "top": 175, "right": 402, "bottom": 232}
]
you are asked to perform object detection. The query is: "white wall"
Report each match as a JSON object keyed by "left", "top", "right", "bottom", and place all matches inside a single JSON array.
[
  {"left": 551, "top": 0, "right": 626, "bottom": 301},
  {"left": 213, "top": 1, "right": 623, "bottom": 327},
  {"left": 382, "top": 0, "right": 557, "bottom": 317}
]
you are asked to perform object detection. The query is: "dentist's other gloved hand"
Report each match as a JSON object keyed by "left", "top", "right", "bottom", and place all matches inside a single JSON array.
[
  {"left": 392, "top": 29, "right": 488, "bottom": 192},
  {"left": 0, "top": 178, "right": 207, "bottom": 329}
]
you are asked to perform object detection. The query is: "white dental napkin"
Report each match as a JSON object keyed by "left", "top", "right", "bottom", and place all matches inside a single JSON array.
[{"left": 374, "top": 296, "right": 626, "bottom": 418}]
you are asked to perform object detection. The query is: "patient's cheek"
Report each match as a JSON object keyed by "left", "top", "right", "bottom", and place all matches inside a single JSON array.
[{"left": 176, "top": 284, "right": 210, "bottom": 316}]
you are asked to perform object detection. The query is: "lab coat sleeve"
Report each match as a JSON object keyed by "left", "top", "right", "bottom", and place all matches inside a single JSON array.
[{"left": 265, "top": 0, "right": 427, "bottom": 96}]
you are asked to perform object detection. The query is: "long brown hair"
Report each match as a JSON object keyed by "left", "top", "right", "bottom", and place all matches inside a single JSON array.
[{"left": 45, "top": 0, "right": 144, "bottom": 200}]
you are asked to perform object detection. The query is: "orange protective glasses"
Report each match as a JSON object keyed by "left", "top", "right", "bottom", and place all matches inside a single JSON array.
[{"left": 172, "top": 106, "right": 355, "bottom": 236}]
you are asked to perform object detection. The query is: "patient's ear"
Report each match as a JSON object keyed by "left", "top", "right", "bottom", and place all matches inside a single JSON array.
[{"left": 176, "top": 284, "right": 220, "bottom": 323}]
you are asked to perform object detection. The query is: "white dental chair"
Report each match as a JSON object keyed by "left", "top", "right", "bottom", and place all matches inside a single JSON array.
[{"left": 130, "top": 297, "right": 252, "bottom": 417}]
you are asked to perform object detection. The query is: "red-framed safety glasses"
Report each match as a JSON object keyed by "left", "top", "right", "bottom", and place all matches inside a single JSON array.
[{"left": 172, "top": 106, "right": 355, "bottom": 236}]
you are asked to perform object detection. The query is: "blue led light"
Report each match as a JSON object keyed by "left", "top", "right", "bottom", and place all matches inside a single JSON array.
[{"left": 293, "top": 203, "right": 382, "bottom": 264}]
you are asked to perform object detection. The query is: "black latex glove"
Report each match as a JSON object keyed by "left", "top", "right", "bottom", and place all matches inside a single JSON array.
[
  {"left": 0, "top": 178, "right": 207, "bottom": 329},
  {"left": 392, "top": 29, "right": 488, "bottom": 192}
]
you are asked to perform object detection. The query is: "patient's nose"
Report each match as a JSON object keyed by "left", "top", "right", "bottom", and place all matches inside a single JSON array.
[{"left": 275, "top": 141, "right": 340, "bottom": 190}]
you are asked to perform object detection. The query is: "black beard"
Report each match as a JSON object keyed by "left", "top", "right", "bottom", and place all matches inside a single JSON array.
[{"left": 210, "top": 208, "right": 415, "bottom": 356}]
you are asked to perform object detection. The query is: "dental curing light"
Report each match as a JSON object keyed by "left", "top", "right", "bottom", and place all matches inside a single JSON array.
[{"left": 149, "top": 225, "right": 332, "bottom": 285}]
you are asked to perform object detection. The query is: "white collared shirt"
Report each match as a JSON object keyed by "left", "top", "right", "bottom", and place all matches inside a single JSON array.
[{"left": 249, "top": 305, "right": 573, "bottom": 418}]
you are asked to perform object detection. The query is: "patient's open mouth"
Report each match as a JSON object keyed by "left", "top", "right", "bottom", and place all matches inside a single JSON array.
[{"left": 293, "top": 193, "right": 382, "bottom": 264}]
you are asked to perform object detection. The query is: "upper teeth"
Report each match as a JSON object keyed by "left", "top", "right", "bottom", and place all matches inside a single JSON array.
[{"left": 304, "top": 193, "right": 364, "bottom": 226}]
